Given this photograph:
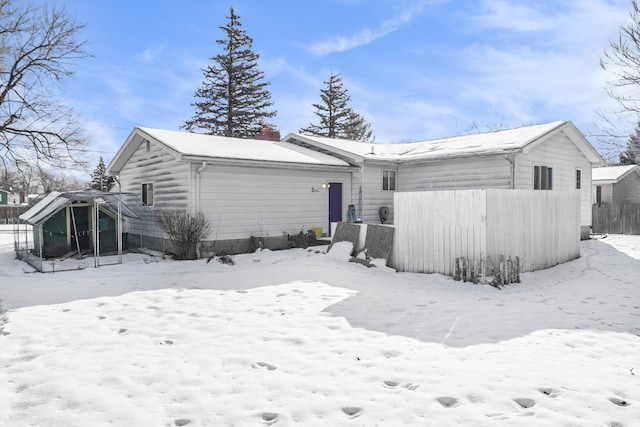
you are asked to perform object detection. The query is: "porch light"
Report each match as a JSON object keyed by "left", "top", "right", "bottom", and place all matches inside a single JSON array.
[{"left": 312, "top": 183, "right": 331, "bottom": 192}]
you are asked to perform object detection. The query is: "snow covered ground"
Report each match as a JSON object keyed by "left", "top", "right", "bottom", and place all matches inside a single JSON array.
[{"left": 0, "top": 225, "right": 638, "bottom": 426}]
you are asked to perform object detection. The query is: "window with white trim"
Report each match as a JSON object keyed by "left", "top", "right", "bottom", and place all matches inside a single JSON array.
[
  {"left": 382, "top": 170, "right": 397, "bottom": 191},
  {"left": 533, "top": 165, "right": 553, "bottom": 190},
  {"left": 142, "top": 182, "right": 154, "bottom": 206}
]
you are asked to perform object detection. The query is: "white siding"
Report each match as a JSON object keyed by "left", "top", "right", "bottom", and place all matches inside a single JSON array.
[
  {"left": 592, "top": 183, "right": 613, "bottom": 204},
  {"left": 361, "top": 162, "right": 396, "bottom": 224},
  {"left": 118, "top": 139, "right": 190, "bottom": 238},
  {"left": 195, "top": 165, "right": 353, "bottom": 240},
  {"left": 614, "top": 173, "right": 640, "bottom": 204},
  {"left": 515, "top": 131, "right": 593, "bottom": 227},
  {"left": 392, "top": 189, "right": 580, "bottom": 276},
  {"left": 399, "top": 157, "right": 512, "bottom": 192}
]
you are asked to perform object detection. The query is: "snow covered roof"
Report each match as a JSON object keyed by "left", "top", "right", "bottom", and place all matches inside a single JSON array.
[
  {"left": 284, "top": 121, "right": 604, "bottom": 164},
  {"left": 108, "top": 128, "right": 351, "bottom": 174},
  {"left": 19, "top": 192, "right": 63, "bottom": 224},
  {"left": 592, "top": 164, "right": 640, "bottom": 184},
  {"left": 19, "top": 191, "right": 145, "bottom": 225}
]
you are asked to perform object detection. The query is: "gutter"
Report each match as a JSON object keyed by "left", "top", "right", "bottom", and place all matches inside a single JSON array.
[
  {"left": 396, "top": 149, "right": 523, "bottom": 165},
  {"left": 181, "top": 155, "right": 358, "bottom": 172}
]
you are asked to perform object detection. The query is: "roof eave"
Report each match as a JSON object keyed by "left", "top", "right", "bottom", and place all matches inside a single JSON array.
[
  {"left": 282, "top": 133, "right": 365, "bottom": 164},
  {"left": 180, "top": 155, "right": 357, "bottom": 171},
  {"left": 395, "top": 148, "right": 523, "bottom": 165},
  {"left": 522, "top": 121, "right": 604, "bottom": 165}
]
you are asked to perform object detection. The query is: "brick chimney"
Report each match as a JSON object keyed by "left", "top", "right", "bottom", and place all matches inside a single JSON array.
[{"left": 255, "top": 127, "right": 281, "bottom": 141}]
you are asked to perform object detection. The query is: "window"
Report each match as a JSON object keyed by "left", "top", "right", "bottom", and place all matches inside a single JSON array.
[
  {"left": 142, "top": 182, "right": 154, "bottom": 206},
  {"left": 596, "top": 185, "right": 602, "bottom": 204},
  {"left": 382, "top": 170, "right": 397, "bottom": 191},
  {"left": 533, "top": 165, "right": 553, "bottom": 190},
  {"left": 145, "top": 139, "right": 150, "bottom": 152},
  {"left": 576, "top": 169, "right": 582, "bottom": 190}
]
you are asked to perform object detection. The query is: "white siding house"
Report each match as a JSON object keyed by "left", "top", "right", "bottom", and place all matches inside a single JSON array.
[
  {"left": 284, "top": 121, "right": 604, "bottom": 238},
  {"left": 592, "top": 165, "right": 640, "bottom": 205},
  {"left": 107, "top": 121, "right": 603, "bottom": 257},
  {"left": 107, "top": 128, "right": 355, "bottom": 254}
]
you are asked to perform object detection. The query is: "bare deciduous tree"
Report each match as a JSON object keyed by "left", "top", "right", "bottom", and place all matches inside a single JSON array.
[
  {"left": 0, "top": 0, "right": 89, "bottom": 172},
  {"left": 600, "top": 0, "right": 640, "bottom": 113}
]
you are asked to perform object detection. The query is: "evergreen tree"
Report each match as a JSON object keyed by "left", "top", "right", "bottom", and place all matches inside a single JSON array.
[
  {"left": 344, "top": 111, "right": 375, "bottom": 143},
  {"left": 183, "top": 7, "right": 276, "bottom": 138},
  {"left": 90, "top": 157, "right": 114, "bottom": 191},
  {"left": 300, "top": 72, "right": 374, "bottom": 142},
  {"left": 619, "top": 121, "right": 640, "bottom": 165}
]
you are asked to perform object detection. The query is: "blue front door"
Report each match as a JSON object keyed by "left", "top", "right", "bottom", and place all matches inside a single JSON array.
[{"left": 328, "top": 182, "right": 342, "bottom": 236}]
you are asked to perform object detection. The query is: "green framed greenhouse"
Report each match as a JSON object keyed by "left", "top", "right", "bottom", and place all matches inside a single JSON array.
[{"left": 16, "top": 191, "right": 155, "bottom": 272}]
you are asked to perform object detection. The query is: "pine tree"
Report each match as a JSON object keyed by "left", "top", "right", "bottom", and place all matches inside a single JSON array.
[
  {"left": 300, "top": 72, "right": 374, "bottom": 142},
  {"left": 619, "top": 121, "right": 640, "bottom": 165},
  {"left": 344, "top": 111, "right": 375, "bottom": 143},
  {"left": 90, "top": 157, "right": 114, "bottom": 191},
  {"left": 183, "top": 7, "right": 276, "bottom": 138}
]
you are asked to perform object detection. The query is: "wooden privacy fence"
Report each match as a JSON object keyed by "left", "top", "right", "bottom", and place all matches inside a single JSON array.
[
  {"left": 592, "top": 203, "right": 640, "bottom": 235},
  {"left": 392, "top": 189, "right": 581, "bottom": 283},
  {"left": 0, "top": 206, "right": 22, "bottom": 224}
]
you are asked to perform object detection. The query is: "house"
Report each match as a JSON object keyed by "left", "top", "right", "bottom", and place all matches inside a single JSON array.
[
  {"left": 106, "top": 128, "right": 356, "bottom": 255},
  {"left": 284, "top": 121, "right": 604, "bottom": 239},
  {"left": 106, "top": 121, "right": 603, "bottom": 258},
  {"left": 592, "top": 164, "right": 640, "bottom": 205}
]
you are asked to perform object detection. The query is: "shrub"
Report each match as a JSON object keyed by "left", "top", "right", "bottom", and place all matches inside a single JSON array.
[{"left": 155, "top": 209, "right": 212, "bottom": 260}]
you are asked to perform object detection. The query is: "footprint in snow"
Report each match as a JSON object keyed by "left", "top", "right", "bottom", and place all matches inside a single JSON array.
[
  {"left": 609, "top": 397, "right": 630, "bottom": 407},
  {"left": 261, "top": 412, "right": 279, "bottom": 424},
  {"left": 513, "top": 398, "right": 536, "bottom": 409},
  {"left": 252, "top": 362, "right": 277, "bottom": 371},
  {"left": 537, "top": 388, "right": 559, "bottom": 398},
  {"left": 402, "top": 383, "right": 419, "bottom": 391},
  {"left": 342, "top": 407, "right": 363, "bottom": 417},
  {"left": 383, "top": 380, "right": 399, "bottom": 388},
  {"left": 437, "top": 397, "right": 459, "bottom": 408}
]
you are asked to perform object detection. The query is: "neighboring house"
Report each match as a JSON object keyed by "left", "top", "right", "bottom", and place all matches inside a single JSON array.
[
  {"left": 107, "top": 128, "right": 356, "bottom": 254},
  {"left": 284, "top": 121, "right": 604, "bottom": 239},
  {"left": 592, "top": 164, "right": 640, "bottom": 205}
]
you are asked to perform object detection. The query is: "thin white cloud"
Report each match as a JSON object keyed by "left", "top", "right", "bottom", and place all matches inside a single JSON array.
[
  {"left": 451, "top": 0, "right": 631, "bottom": 150},
  {"left": 308, "top": 1, "right": 432, "bottom": 56},
  {"left": 470, "top": 0, "right": 556, "bottom": 32}
]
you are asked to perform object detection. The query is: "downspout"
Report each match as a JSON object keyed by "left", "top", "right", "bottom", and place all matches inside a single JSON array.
[
  {"left": 360, "top": 161, "right": 365, "bottom": 223},
  {"left": 504, "top": 155, "right": 516, "bottom": 189},
  {"left": 196, "top": 161, "right": 207, "bottom": 213},
  {"left": 114, "top": 175, "right": 122, "bottom": 264},
  {"left": 195, "top": 161, "right": 207, "bottom": 259}
]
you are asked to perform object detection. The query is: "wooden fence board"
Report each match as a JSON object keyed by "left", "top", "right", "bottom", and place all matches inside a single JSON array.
[
  {"left": 0, "top": 206, "right": 23, "bottom": 224},
  {"left": 392, "top": 189, "right": 580, "bottom": 279},
  {"left": 592, "top": 204, "right": 640, "bottom": 235}
]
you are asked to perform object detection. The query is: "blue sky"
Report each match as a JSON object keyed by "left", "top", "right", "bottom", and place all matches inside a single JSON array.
[{"left": 57, "top": 0, "right": 632, "bottom": 169}]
